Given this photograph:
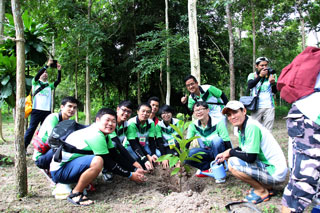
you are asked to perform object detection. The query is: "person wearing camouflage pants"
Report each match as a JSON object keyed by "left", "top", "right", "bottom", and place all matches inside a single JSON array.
[{"left": 282, "top": 105, "right": 320, "bottom": 212}]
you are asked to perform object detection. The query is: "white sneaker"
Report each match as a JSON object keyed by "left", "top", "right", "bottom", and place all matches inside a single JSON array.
[
  {"left": 52, "top": 183, "right": 72, "bottom": 199},
  {"left": 215, "top": 178, "right": 226, "bottom": 184}
]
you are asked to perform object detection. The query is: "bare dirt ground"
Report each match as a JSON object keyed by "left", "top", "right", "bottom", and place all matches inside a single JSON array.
[{"left": 0, "top": 118, "right": 291, "bottom": 212}]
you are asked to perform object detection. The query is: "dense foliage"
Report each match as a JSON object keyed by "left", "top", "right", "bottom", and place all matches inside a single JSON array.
[{"left": 1, "top": 0, "right": 319, "bottom": 114}]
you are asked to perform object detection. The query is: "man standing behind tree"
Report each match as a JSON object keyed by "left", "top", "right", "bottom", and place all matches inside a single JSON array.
[
  {"left": 148, "top": 96, "right": 160, "bottom": 125},
  {"left": 181, "top": 75, "right": 228, "bottom": 124},
  {"left": 247, "top": 57, "right": 277, "bottom": 131},
  {"left": 25, "top": 59, "right": 61, "bottom": 150}
]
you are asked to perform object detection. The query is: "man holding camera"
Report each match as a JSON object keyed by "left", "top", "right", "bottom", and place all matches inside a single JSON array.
[
  {"left": 24, "top": 59, "right": 61, "bottom": 150},
  {"left": 247, "top": 57, "right": 277, "bottom": 131}
]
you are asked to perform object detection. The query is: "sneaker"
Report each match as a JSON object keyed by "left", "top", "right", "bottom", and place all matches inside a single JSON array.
[
  {"left": 195, "top": 169, "right": 209, "bottom": 177},
  {"left": 215, "top": 178, "right": 226, "bottom": 184},
  {"left": 52, "top": 183, "right": 72, "bottom": 199},
  {"left": 102, "top": 172, "right": 114, "bottom": 182}
]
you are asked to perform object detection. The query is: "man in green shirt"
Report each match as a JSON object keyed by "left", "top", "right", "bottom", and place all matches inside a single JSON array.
[
  {"left": 33, "top": 96, "right": 79, "bottom": 170},
  {"left": 186, "top": 101, "right": 231, "bottom": 181},
  {"left": 181, "top": 75, "right": 228, "bottom": 124},
  {"left": 216, "top": 101, "right": 287, "bottom": 204},
  {"left": 50, "top": 108, "right": 146, "bottom": 206}
]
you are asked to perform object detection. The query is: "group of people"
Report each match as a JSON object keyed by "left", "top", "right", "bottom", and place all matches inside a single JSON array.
[{"left": 23, "top": 57, "right": 319, "bottom": 212}]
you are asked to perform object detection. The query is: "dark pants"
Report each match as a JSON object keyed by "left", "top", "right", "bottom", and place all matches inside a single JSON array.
[
  {"left": 185, "top": 135, "right": 225, "bottom": 171},
  {"left": 24, "top": 109, "right": 51, "bottom": 149},
  {"left": 35, "top": 149, "right": 54, "bottom": 170}
]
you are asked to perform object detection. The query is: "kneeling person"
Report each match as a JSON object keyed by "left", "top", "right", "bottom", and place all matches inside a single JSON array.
[
  {"left": 33, "top": 96, "right": 78, "bottom": 170},
  {"left": 50, "top": 108, "right": 146, "bottom": 206},
  {"left": 216, "top": 101, "right": 287, "bottom": 204},
  {"left": 186, "top": 101, "right": 231, "bottom": 181}
]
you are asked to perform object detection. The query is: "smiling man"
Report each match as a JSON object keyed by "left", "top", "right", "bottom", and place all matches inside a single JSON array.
[
  {"left": 50, "top": 108, "right": 146, "bottom": 206},
  {"left": 185, "top": 101, "right": 231, "bottom": 182},
  {"left": 181, "top": 75, "right": 228, "bottom": 124},
  {"left": 33, "top": 96, "right": 79, "bottom": 171},
  {"left": 216, "top": 101, "right": 287, "bottom": 204},
  {"left": 102, "top": 101, "right": 146, "bottom": 182}
]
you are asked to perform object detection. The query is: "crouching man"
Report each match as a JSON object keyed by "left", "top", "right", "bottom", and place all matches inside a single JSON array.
[
  {"left": 50, "top": 108, "right": 146, "bottom": 206},
  {"left": 216, "top": 101, "right": 287, "bottom": 204}
]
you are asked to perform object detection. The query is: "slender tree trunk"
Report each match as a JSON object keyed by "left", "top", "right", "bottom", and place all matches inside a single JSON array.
[
  {"left": 85, "top": 0, "right": 92, "bottom": 125},
  {"left": 11, "top": 0, "right": 28, "bottom": 197},
  {"left": 51, "top": 36, "right": 55, "bottom": 113},
  {"left": 0, "top": 0, "right": 4, "bottom": 37},
  {"left": 188, "top": 0, "right": 200, "bottom": 83},
  {"left": 0, "top": 0, "right": 7, "bottom": 142},
  {"left": 133, "top": 0, "right": 140, "bottom": 105},
  {"left": 165, "top": 0, "right": 171, "bottom": 105},
  {"left": 296, "top": 0, "right": 306, "bottom": 50},
  {"left": 251, "top": 0, "right": 256, "bottom": 73},
  {"left": 226, "top": 3, "right": 235, "bottom": 100},
  {"left": 75, "top": 37, "right": 80, "bottom": 122}
]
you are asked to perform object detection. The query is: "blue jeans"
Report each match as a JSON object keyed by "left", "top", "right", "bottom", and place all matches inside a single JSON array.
[
  {"left": 51, "top": 155, "right": 94, "bottom": 184},
  {"left": 35, "top": 149, "right": 54, "bottom": 170},
  {"left": 185, "top": 135, "right": 225, "bottom": 171}
]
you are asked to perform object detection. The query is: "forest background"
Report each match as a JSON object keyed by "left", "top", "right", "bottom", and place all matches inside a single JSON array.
[{"left": 1, "top": 0, "right": 319, "bottom": 123}]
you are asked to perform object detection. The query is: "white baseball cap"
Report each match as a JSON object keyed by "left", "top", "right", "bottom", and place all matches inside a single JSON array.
[
  {"left": 222, "top": 101, "right": 245, "bottom": 115},
  {"left": 255, "top": 57, "right": 269, "bottom": 64}
]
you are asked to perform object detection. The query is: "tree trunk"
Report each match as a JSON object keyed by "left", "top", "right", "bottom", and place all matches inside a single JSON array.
[
  {"left": 0, "top": 0, "right": 5, "bottom": 38},
  {"left": 51, "top": 36, "right": 55, "bottom": 113},
  {"left": 226, "top": 3, "right": 235, "bottom": 100},
  {"left": 74, "top": 37, "right": 80, "bottom": 122},
  {"left": 165, "top": 0, "right": 171, "bottom": 105},
  {"left": 251, "top": 0, "right": 256, "bottom": 73},
  {"left": 85, "top": 0, "right": 92, "bottom": 125},
  {"left": 296, "top": 0, "right": 306, "bottom": 50},
  {"left": 188, "top": 0, "right": 200, "bottom": 83},
  {"left": 11, "top": 0, "right": 28, "bottom": 197},
  {"left": 0, "top": 0, "right": 6, "bottom": 142},
  {"left": 133, "top": 0, "right": 140, "bottom": 105}
]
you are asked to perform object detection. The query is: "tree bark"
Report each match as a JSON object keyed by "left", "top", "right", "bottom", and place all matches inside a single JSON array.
[
  {"left": 85, "top": 0, "right": 92, "bottom": 125},
  {"left": 251, "top": 0, "right": 256, "bottom": 73},
  {"left": 11, "top": 0, "right": 28, "bottom": 197},
  {"left": 226, "top": 2, "right": 235, "bottom": 100},
  {"left": 133, "top": 0, "right": 140, "bottom": 105},
  {"left": 0, "top": 0, "right": 5, "bottom": 38},
  {"left": 75, "top": 37, "right": 80, "bottom": 122},
  {"left": 165, "top": 0, "right": 171, "bottom": 105},
  {"left": 188, "top": 0, "right": 200, "bottom": 83},
  {"left": 0, "top": 0, "right": 7, "bottom": 142},
  {"left": 296, "top": 0, "right": 306, "bottom": 50}
]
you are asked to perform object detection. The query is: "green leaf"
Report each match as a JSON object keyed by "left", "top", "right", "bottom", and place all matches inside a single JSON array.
[
  {"left": 184, "top": 164, "right": 191, "bottom": 173},
  {"left": 0, "top": 83, "right": 12, "bottom": 98},
  {"left": 169, "top": 156, "right": 179, "bottom": 168},
  {"left": 156, "top": 154, "right": 172, "bottom": 162},
  {"left": 171, "top": 167, "right": 180, "bottom": 176},
  {"left": 1, "top": 75, "right": 10, "bottom": 85},
  {"left": 186, "top": 157, "right": 202, "bottom": 163}
]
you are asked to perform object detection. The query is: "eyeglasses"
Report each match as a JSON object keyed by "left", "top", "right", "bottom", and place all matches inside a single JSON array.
[
  {"left": 161, "top": 112, "right": 172, "bottom": 115},
  {"left": 186, "top": 82, "right": 196, "bottom": 88},
  {"left": 193, "top": 108, "right": 207, "bottom": 113},
  {"left": 120, "top": 108, "right": 132, "bottom": 114}
]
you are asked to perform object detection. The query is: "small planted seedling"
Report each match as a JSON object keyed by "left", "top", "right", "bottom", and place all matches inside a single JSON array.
[{"left": 157, "top": 118, "right": 204, "bottom": 191}]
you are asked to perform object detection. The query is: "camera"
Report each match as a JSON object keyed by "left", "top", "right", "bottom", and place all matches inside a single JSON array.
[
  {"left": 265, "top": 67, "right": 276, "bottom": 78},
  {"left": 266, "top": 67, "right": 276, "bottom": 75},
  {"left": 50, "top": 60, "right": 58, "bottom": 68}
]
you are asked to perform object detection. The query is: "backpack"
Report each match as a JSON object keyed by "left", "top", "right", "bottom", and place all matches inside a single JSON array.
[
  {"left": 48, "top": 120, "right": 93, "bottom": 162},
  {"left": 277, "top": 46, "right": 320, "bottom": 103},
  {"left": 32, "top": 113, "right": 63, "bottom": 154}
]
